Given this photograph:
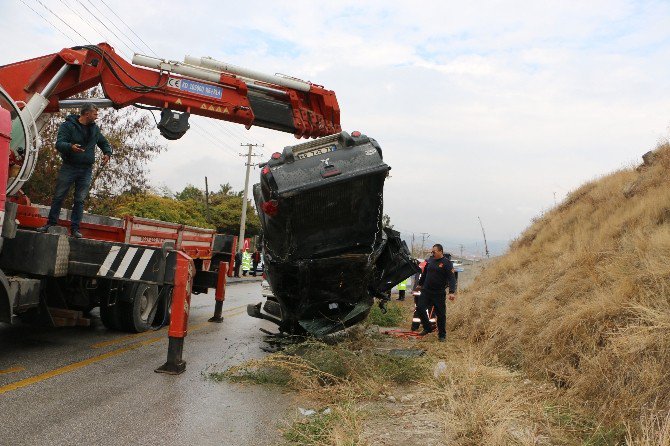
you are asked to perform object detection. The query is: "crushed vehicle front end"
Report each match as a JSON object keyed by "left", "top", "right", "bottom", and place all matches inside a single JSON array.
[{"left": 250, "top": 131, "right": 420, "bottom": 336}]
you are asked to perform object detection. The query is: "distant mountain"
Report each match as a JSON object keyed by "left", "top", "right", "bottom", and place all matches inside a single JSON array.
[{"left": 396, "top": 231, "right": 509, "bottom": 259}]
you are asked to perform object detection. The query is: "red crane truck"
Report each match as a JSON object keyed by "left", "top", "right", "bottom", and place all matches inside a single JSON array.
[{"left": 0, "top": 43, "right": 340, "bottom": 373}]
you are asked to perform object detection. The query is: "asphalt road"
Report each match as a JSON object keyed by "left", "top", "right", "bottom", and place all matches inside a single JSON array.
[{"left": 0, "top": 280, "right": 291, "bottom": 446}]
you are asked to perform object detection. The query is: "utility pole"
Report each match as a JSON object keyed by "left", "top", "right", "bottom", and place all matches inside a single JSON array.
[
  {"left": 459, "top": 244, "right": 464, "bottom": 258},
  {"left": 478, "top": 216, "right": 490, "bottom": 258},
  {"left": 411, "top": 233, "right": 415, "bottom": 258},
  {"left": 204, "top": 176, "right": 210, "bottom": 223},
  {"left": 238, "top": 143, "right": 263, "bottom": 252},
  {"left": 420, "top": 232, "right": 429, "bottom": 258}
]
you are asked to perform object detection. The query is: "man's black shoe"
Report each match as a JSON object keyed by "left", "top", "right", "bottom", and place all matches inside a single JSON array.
[
  {"left": 36, "top": 224, "right": 54, "bottom": 233},
  {"left": 419, "top": 329, "right": 434, "bottom": 336},
  {"left": 71, "top": 230, "right": 83, "bottom": 239},
  {"left": 438, "top": 337, "right": 446, "bottom": 342}
]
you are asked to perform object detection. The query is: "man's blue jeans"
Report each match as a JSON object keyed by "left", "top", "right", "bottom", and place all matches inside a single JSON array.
[{"left": 47, "top": 163, "right": 93, "bottom": 232}]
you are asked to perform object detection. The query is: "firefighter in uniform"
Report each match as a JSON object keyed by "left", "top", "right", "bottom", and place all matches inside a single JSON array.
[
  {"left": 414, "top": 243, "right": 457, "bottom": 341},
  {"left": 241, "top": 249, "right": 252, "bottom": 276}
]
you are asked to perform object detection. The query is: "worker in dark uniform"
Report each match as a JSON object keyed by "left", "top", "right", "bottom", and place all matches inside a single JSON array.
[
  {"left": 234, "top": 250, "right": 242, "bottom": 277},
  {"left": 251, "top": 249, "right": 261, "bottom": 276},
  {"left": 414, "top": 244, "right": 457, "bottom": 342}
]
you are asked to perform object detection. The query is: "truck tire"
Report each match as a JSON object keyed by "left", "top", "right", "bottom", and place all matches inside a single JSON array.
[
  {"left": 119, "top": 283, "right": 160, "bottom": 333},
  {"left": 100, "top": 303, "right": 121, "bottom": 330}
]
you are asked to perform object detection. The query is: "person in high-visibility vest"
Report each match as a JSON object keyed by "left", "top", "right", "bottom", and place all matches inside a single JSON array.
[
  {"left": 396, "top": 278, "right": 408, "bottom": 301},
  {"left": 241, "top": 250, "right": 252, "bottom": 276}
]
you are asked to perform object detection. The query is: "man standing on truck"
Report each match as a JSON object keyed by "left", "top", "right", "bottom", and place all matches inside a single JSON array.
[
  {"left": 414, "top": 243, "right": 457, "bottom": 342},
  {"left": 37, "top": 104, "right": 112, "bottom": 238}
]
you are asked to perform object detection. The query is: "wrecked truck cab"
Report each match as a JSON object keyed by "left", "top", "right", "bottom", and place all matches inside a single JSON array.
[{"left": 250, "top": 131, "right": 420, "bottom": 336}]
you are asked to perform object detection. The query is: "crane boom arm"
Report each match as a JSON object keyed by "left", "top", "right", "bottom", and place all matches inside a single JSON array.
[{"left": 0, "top": 43, "right": 340, "bottom": 139}]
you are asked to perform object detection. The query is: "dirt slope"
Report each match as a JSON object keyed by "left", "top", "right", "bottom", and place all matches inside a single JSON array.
[{"left": 450, "top": 142, "right": 670, "bottom": 429}]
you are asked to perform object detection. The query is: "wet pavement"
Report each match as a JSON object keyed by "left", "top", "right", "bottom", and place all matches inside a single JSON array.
[{"left": 0, "top": 280, "right": 292, "bottom": 446}]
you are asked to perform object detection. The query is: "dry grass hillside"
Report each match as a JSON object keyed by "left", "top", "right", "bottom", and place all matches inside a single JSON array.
[{"left": 450, "top": 141, "right": 670, "bottom": 436}]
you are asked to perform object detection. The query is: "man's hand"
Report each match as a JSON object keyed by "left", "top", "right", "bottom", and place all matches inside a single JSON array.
[
  {"left": 102, "top": 154, "right": 110, "bottom": 165},
  {"left": 71, "top": 144, "right": 85, "bottom": 153},
  {"left": 414, "top": 285, "right": 422, "bottom": 292},
  {"left": 448, "top": 293, "right": 456, "bottom": 301}
]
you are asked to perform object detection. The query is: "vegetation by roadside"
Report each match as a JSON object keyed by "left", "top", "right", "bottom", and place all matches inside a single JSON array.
[
  {"left": 450, "top": 141, "right": 670, "bottom": 442},
  {"left": 210, "top": 295, "right": 645, "bottom": 445},
  {"left": 367, "top": 301, "right": 405, "bottom": 327}
]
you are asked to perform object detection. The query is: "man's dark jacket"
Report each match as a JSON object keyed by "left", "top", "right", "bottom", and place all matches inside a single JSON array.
[
  {"left": 418, "top": 256, "right": 457, "bottom": 294},
  {"left": 56, "top": 114, "right": 112, "bottom": 166}
]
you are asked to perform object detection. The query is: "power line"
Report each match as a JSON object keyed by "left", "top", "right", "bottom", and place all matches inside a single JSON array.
[
  {"left": 213, "top": 120, "right": 264, "bottom": 146},
  {"left": 74, "top": 0, "right": 135, "bottom": 57},
  {"left": 58, "top": 0, "right": 107, "bottom": 45},
  {"left": 187, "top": 119, "right": 239, "bottom": 155},
  {"left": 91, "top": 2, "right": 263, "bottom": 147},
  {"left": 83, "top": 0, "right": 264, "bottom": 149},
  {"left": 84, "top": 0, "right": 139, "bottom": 54},
  {"left": 96, "top": 0, "right": 158, "bottom": 56},
  {"left": 85, "top": 3, "right": 251, "bottom": 153},
  {"left": 19, "top": 0, "right": 76, "bottom": 43},
  {"left": 189, "top": 125, "right": 238, "bottom": 159},
  {"left": 26, "top": 0, "right": 260, "bottom": 160},
  {"left": 35, "top": 0, "right": 89, "bottom": 42}
]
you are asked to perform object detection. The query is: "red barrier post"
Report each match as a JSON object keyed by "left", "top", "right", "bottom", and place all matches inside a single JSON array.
[
  {"left": 208, "top": 261, "right": 228, "bottom": 323},
  {"left": 156, "top": 252, "right": 194, "bottom": 375}
]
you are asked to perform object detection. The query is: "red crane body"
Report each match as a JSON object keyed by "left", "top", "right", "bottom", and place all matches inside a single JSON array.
[{"left": 0, "top": 43, "right": 340, "bottom": 138}]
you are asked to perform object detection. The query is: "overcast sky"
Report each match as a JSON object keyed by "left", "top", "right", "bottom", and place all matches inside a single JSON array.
[{"left": 2, "top": 0, "right": 669, "bottom": 254}]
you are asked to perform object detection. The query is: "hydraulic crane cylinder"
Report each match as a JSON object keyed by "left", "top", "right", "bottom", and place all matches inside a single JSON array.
[
  {"left": 132, "top": 54, "right": 224, "bottom": 85},
  {"left": 184, "top": 56, "right": 311, "bottom": 92}
]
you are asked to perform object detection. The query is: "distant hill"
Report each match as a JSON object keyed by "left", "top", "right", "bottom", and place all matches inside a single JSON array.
[{"left": 398, "top": 233, "right": 509, "bottom": 259}]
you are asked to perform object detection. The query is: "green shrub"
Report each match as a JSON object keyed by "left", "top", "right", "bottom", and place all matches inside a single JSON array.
[{"left": 367, "top": 301, "right": 404, "bottom": 327}]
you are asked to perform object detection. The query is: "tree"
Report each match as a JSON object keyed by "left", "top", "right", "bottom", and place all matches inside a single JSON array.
[
  {"left": 110, "top": 193, "right": 211, "bottom": 228},
  {"left": 98, "top": 184, "right": 262, "bottom": 235},
  {"left": 175, "top": 184, "right": 204, "bottom": 201}
]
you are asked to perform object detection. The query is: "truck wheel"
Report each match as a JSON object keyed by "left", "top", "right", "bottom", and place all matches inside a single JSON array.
[
  {"left": 100, "top": 303, "right": 121, "bottom": 330},
  {"left": 119, "top": 283, "right": 160, "bottom": 333}
]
